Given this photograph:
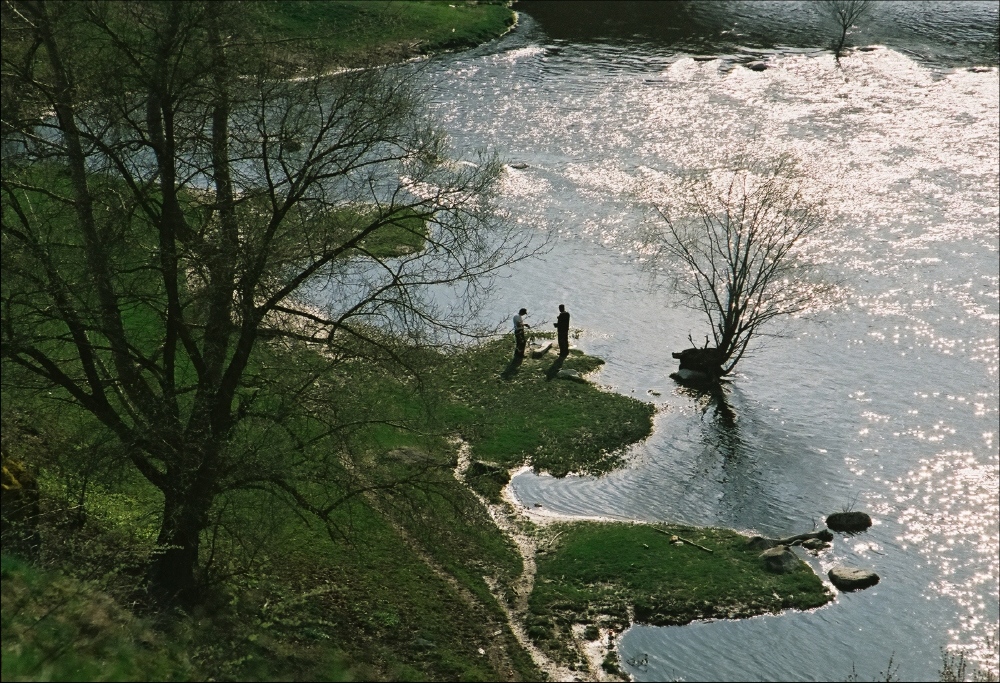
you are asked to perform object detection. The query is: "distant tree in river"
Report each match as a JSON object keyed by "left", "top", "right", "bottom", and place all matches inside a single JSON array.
[
  {"left": 821, "top": 0, "right": 876, "bottom": 63},
  {"left": 638, "top": 151, "right": 834, "bottom": 380}
]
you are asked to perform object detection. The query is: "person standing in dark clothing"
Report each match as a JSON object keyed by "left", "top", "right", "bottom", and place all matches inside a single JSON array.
[{"left": 554, "top": 304, "right": 570, "bottom": 357}]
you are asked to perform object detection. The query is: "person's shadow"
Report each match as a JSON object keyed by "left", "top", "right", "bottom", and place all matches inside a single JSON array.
[
  {"left": 501, "top": 354, "right": 525, "bottom": 379},
  {"left": 544, "top": 355, "right": 565, "bottom": 380}
]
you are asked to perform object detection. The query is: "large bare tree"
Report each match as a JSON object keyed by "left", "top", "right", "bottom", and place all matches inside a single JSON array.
[
  {"left": 821, "top": 0, "right": 875, "bottom": 63},
  {"left": 1, "top": 0, "right": 531, "bottom": 603},
  {"left": 641, "top": 153, "right": 831, "bottom": 379}
]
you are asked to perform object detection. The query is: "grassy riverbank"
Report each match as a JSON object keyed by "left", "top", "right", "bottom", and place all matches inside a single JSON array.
[
  {"left": 527, "top": 522, "right": 833, "bottom": 671},
  {"left": 258, "top": 1, "right": 516, "bottom": 64},
  {"left": 2, "top": 335, "right": 654, "bottom": 681}
]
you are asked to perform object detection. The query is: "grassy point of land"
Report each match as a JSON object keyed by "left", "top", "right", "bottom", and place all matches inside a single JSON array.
[
  {"left": 439, "top": 336, "right": 657, "bottom": 483},
  {"left": 260, "top": 1, "right": 517, "bottom": 65},
  {"left": 526, "top": 521, "right": 833, "bottom": 672}
]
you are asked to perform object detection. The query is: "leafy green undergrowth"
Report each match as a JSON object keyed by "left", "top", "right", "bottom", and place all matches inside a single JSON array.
[
  {"left": 436, "top": 337, "right": 656, "bottom": 480},
  {"left": 255, "top": 484, "right": 536, "bottom": 682},
  {"left": 528, "top": 522, "right": 833, "bottom": 666},
  {"left": 1, "top": 554, "right": 195, "bottom": 682}
]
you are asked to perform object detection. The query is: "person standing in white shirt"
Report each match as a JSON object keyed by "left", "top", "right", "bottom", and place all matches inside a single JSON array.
[{"left": 512, "top": 308, "right": 530, "bottom": 359}]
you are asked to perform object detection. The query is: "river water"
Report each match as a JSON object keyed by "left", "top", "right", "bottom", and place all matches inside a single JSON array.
[{"left": 418, "top": 2, "right": 999, "bottom": 680}]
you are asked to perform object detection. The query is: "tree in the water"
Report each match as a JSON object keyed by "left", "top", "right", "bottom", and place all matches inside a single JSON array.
[
  {"left": 640, "top": 153, "right": 831, "bottom": 379},
  {"left": 821, "top": 0, "right": 875, "bottom": 63},
  {"left": 1, "top": 0, "right": 531, "bottom": 605}
]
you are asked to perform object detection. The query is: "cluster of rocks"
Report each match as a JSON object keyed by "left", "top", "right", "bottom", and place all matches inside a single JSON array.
[{"left": 752, "top": 511, "right": 881, "bottom": 593}]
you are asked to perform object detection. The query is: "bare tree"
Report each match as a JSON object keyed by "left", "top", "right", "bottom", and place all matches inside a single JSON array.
[
  {"left": 640, "top": 153, "right": 831, "bottom": 379},
  {"left": 821, "top": 0, "right": 875, "bottom": 63},
  {"left": 1, "top": 0, "right": 532, "bottom": 604}
]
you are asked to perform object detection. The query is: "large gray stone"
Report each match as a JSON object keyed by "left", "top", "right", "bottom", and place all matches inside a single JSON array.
[
  {"left": 557, "top": 368, "right": 585, "bottom": 382},
  {"left": 828, "top": 566, "right": 880, "bottom": 591},
  {"left": 759, "top": 545, "right": 799, "bottom": 574},
  {"left": 826, "top": 511, "right": 873, "bottom": 532},
  {"left": 747, "top": 536, "right": 778, "bottom": 551}
]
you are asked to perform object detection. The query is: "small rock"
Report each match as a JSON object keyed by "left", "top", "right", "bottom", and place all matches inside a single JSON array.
[
  {"left": 858, "top": 46, "right": 878, "bottom": 52},
  {"left": 557, "top": 368, "right": 585, "bottom": 382},
  {"left": 828, "top": 566, "right": 880, "bottom": 591},
  {"left": 746, "top": 62, "right": 767, "bottom": 72},
  {"left": 647, "top": 389, "right": 662, "bottom": 396},
  {"left": 747, "top": 536, "right": 778, "bottom": 551},
  {"left": 509, "top": 162, "right": 529, "bottom": 170},
  {"left": 801, "top": 538, "right": 830, "bottom": 551},
  {"left": 826, "top": 511, "right": 873, "bottom": 532},
  {"left": 759, "top": 545, "right": 799, "bottom": 574}
]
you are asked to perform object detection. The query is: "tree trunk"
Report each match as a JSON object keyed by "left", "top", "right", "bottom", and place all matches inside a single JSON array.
[
  {"left": 835, "top": 27, "right": 848, "bottom": 61},
  {"left": 148, "top": 487, "right": 213, "bottom": 606}
]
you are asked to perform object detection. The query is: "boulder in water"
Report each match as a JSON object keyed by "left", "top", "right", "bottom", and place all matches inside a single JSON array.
[
  {"left": 828, "top": 566, "right": 879, "bottom": 591},
  {"left": 826, "top": 511, "right": 872, "bottom": 532}
]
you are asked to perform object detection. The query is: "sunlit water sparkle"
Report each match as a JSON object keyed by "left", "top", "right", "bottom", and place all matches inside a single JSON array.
[{"left": 413, "top": 9, "right": 999, "bottom": 681}]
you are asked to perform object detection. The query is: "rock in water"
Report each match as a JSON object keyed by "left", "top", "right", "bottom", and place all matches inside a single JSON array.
[
  {"left": 828, "top": 566, "right": 880, "bottom": 591},
  {"left": 759, "top": 545, "right": 799, "bottom": 574},
  {"left": 670, "top": 368, "right": 711, "bottom": 384},
  {"left": 801, "top": 538, "right": 831, "bottom": 551},
  {"left": 826, "top": 511, "right": 873, "bottom": 532}
]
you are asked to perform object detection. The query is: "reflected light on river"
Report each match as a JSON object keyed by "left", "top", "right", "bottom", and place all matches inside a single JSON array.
[{"left": 421, "top": 9, "right": 999, "bottom": 678}]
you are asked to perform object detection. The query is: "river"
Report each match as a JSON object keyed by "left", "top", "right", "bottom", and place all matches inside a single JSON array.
[{"left": 418, "top": 2, "right": 999, "bottom": 680}]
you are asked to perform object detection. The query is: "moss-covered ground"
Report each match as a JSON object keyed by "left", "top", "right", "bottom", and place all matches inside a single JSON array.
[{"left": 527, "top": 522, "right": 833, "bottom": 669}]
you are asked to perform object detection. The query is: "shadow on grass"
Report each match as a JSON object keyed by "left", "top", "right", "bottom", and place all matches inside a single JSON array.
[
  {"left": 500, "top": 353, "right": 525, "bottom": 379},
  {"left": 544, "top": 355, "right": 565, "bottom": 380}
]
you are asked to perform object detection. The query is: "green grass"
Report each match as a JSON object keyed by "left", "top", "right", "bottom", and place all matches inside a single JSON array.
[
  {"left": 259, "top": 1, "right": 516, "bottom": 64},
  {"left": 0, "top": 555, "right": 195, "bottom": 682},
  {"left": 527, "top": 522, "right": 833, "bottom": 665},
  {"left": 435, "top": 337, "right": 656, "bottom": 478}
]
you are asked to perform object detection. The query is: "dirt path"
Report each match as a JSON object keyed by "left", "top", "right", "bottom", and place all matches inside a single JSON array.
[
  {"left": 358, "top": 478, "right": 524, "bottom": 680},
  {"left": 453, "top": 442, "right": 627, "bottom": 682}
]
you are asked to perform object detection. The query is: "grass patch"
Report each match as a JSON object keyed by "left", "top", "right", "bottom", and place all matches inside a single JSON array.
[
  {"left": 528, "top": 522, "right": 833, "bottom": 665},
  {"left": 0, "top": 555, "right": 195, "bottom": 682},
  {"left": 436, "top": 337, "right": 656, "bottom": 478},
  {"left": 259, "top": 1, "right": 516, "bottom": 64}
]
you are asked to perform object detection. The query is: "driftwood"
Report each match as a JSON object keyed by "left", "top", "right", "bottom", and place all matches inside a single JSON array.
[
  {"left": 747, "top": 529, "right": 833, "bottom": 551},
  {"left": 530, "top": 342, "right": 553, "bottom": 359},
  {"left": 653, "top": 527, "right": 713, "bottom": 553}
]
